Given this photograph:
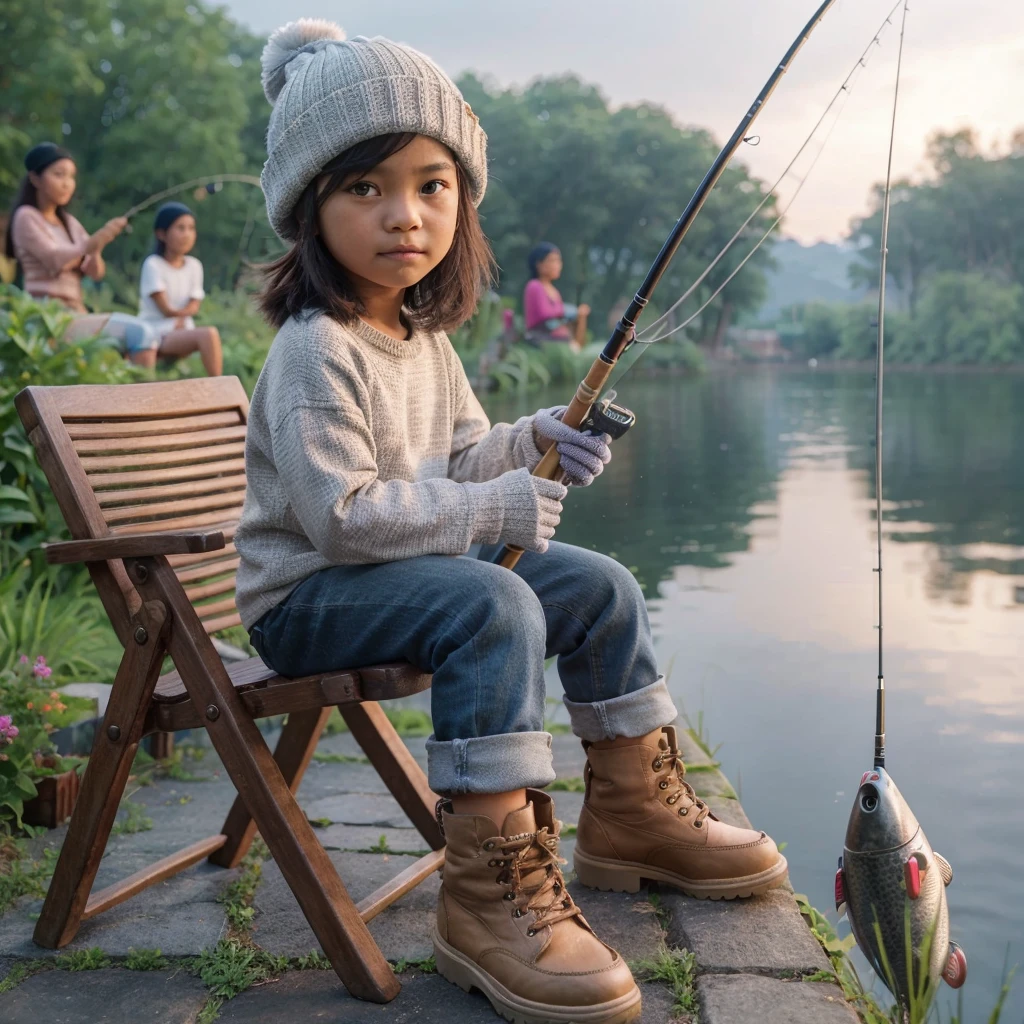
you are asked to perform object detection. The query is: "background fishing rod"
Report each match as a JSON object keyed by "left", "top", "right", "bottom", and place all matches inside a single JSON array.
[{"left": 493, "top": 0, "right": 840, "bottom": 570}]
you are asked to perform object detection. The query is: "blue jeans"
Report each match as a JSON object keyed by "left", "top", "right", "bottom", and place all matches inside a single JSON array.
[{"left": 249, "top": 541, "right": 676, "bottom": 795}]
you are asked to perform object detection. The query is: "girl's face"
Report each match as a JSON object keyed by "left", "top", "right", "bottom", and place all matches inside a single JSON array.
[
  {"left": 537, "top": 250, "right": 563, "bottom": 282},
  {"left": 31, "top": 159, "right": 77, "bottom": 208},
  {"left": 317, "top": 135, "right": 459, "bottom": 297},
  {"left": 158, "top": 215, "right": 197, "bottom": 257}
]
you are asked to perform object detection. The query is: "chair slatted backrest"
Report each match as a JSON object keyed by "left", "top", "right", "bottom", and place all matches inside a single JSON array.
[{"left": 16, "top": 377, "right": 251, "bottom": 642}]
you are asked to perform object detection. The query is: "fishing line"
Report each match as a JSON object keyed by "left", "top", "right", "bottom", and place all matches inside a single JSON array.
[
  {"left": 121, "top": 174, "right": 263, "bottom": 222},
  {"left": 636, "top": 0, "right": 904, "bottom": 344},
  {"left": 872, "top": 0, "right": 909, "bottom": 770},
  {"left": 602, "top": 9, "right": 897, "bottom": 393},
  {"left": 634, "top": 87, "right": 848, "bottom": 348}
]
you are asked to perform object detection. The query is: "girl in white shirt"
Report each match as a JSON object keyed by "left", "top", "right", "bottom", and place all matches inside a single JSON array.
[{"left": 137, "top": 202, "right": 222, "bottom": 375}]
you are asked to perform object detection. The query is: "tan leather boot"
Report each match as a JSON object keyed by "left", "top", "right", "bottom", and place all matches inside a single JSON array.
[
  {"left": 432, "top": 789, "right": 641, "bottom": 1024},
  {"left": 574, "top": 725, "right": 788, "bottom": 900}
]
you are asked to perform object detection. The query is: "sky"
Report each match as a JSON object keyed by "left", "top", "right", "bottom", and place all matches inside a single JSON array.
[{"left": 223, "top": 0, "right": 1024, "bottom": 244}]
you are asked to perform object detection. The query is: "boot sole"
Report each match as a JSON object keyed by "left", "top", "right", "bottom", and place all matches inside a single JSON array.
[
  {"left": 432, "top": 926, "right": 642, "bottom": 1024},
  {"left": 573, "top": 847, "right": 789, "bottom": 900}
]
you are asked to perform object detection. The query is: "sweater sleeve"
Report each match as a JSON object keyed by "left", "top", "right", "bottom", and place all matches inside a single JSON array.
[
  {"left": 12, "top": 207, "right": 88, "bottom": 278},
  {"left": 269, "top": 354, "right": 511, "bottom": 564},
  {"left": 446, "top": 345, "right": 544, "bottom": 483}
]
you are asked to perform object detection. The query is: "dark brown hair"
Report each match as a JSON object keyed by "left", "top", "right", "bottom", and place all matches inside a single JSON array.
[
  {"left": 259, "top": 133, "right": 495, "bottom": 331},
  {"left": 5, "top": 173, "right": 74, "bottom": 261}
]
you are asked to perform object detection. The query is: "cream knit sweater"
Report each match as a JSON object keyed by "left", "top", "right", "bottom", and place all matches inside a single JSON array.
[{"left": 235, "top": 313, "right": 545, "bottom": 628}]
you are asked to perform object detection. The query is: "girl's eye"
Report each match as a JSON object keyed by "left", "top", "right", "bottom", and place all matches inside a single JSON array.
[
  {"left": 349, "top": 181, "right": 379, "bottom": 197},
  {"left": 421, "top": 180, "right": 448, "bottom": 196}
]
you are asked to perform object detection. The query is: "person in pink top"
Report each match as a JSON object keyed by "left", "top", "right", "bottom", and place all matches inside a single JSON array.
[
  {"left": 522, "top": 242, "right": 590, "bottom": 351},
  {"left": 4, "top": 142, "right": 216, "bottom": 373}
]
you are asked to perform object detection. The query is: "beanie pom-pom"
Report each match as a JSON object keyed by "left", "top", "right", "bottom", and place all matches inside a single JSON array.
[{"left": 261, "top": 19, "right": 346, "bottom": 104}]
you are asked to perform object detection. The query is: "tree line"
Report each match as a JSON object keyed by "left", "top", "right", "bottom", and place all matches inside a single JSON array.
[
  {"left": 1, "top": 0, "right": 778, "bottom": 352},
  {"left": 774, "top": 129, "right": 1024, "bottom": 365}
]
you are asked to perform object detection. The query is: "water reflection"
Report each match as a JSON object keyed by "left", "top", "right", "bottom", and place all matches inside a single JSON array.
[{"left": 483, "top": 367, "right": 1024, "bottom": 1024}]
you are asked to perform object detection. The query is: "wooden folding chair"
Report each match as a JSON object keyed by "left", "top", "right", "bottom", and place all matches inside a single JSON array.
[{"left": 15, "top": 376, "right": 445, "bottom": 1003}]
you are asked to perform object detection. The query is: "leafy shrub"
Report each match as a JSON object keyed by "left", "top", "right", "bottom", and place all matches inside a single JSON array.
[
  {"left": 0, "top": 287, "right": 140, "bottom": 566},
  {"left": 0, "top": 565, "right": 118, "bottom": 681}
]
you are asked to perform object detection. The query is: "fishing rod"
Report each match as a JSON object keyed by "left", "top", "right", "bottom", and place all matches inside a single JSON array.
[
  {"left": 872, "top": 0, "right": 905, "bottom": 772},
  {"left": 121, "top": 174, "right": 263, "bottom": 222},
  {"left": 636, "top": 0, "right": 904, "bottom": 347},
  {"left": 494, "top": 0, "right": 840, "bottom": 570}
]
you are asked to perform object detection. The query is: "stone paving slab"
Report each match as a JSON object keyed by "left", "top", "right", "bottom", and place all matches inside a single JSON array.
[
  {"left": 0, "top": 967, "right": 208, "bottom": 1024},
  {"left": 697, "top": 973, "right": 860, "bottom": 1023},
  {"left": 299, "top": 792, "right": 414, "bottom": 830},
  {"left": 252, "top": 851, "right": 441, "bottom": 962},
  {"left": 0, "top": 713, "right": 859, "bottom": 1024},
  {"left": 562, "top": 887, "right": 666, "bottom": 963},
  {"left": 664, "top": 888, "right": 830, "bottom": 977},
  {"left": 215, "top": 969, "right": 677, "bottom": 1024},
  {"left": 0, "top": 860, "right": 229, "bottom": 959}
]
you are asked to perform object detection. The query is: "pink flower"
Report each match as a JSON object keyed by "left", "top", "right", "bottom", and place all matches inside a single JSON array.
[
  {"left": 19, "top": 654, "right": 29, "bottom": 665},
  {"left": 33, "top": 664, "right": 53, "bottom": 679},
  {"left": 0, "top": 715, "right": 18, "bottom": 742}
]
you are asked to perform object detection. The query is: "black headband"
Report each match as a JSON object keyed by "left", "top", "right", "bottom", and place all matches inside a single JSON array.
[{"left": 24, "top": 142, "right": 73, "bottom": 175}]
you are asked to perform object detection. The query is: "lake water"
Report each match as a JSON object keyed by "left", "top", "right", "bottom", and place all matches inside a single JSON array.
[{"left": 484, "top": 367, "right": 1024, "bottom": 1023}]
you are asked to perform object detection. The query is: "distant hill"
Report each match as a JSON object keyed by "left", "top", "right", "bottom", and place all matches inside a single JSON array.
[{"left": 753, "top": 238, "right": 867, "bottom": 321}]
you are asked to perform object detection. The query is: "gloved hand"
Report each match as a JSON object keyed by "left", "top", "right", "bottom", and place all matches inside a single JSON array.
[
  {"left": 491, "top": 468, "right": 568, "bottom": 553},
  {"left": 532, "top": 406, "right": 612, "bottom": 487}
]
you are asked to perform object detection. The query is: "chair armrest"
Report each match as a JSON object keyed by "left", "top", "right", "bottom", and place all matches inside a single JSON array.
[{"left": 44, "top": 531, "right": 226, "bottom": 564}]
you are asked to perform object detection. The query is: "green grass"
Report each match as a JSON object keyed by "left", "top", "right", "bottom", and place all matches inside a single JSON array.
[
  {"left": 323, "top": 706, "right": 433, "bottom": 737},
  {"left": 217, "top": 839, "right": 267, "bottom": 936},
  {"left": 57, "top": 946, "right": 111, "bottom": 971},
  {"left": 125, "top": 948, "right": 168, "bottom": 970},
  {"left": 392, "top": 953, "right": 436, "bottom": 974},
  {"left": 192, "top": 940, "right": 272, "bottom": 999},
  {"left": 311, "top": 751, "right": 369, "bottom": 764},
  {"left": 646, "top": 892, "right": 671, "bottom": 930},
  {"left": 110, "top": 799, "right": 154, "bottom": 836},
  {"left": 196, "top": 996, "right": 224, "bottom": 1024},
  {"left": 0, "top": 838, "right": 58, "bottom": 915},
  {"left": 0, "top": 960, "right": 50, "bottom": 994},
  {"left": 548, "top": 777, "right": 586, "bottom": 792},
  {"left": 561, "top": 824, "right": 577, "bottom": 838},
  {"left": 294, "top": 950, "right": 332, "bottom": 970},
  {"left": 360, "top": 834, "right": 393, "bottom": 855},
  {"left": 543, "top": 720, "right": 571, "bottom": 734},
  {"left": 308, "top": 816, "right": 332, "bottom": 828},
  {"left": 630, "top": 945, "right": 698, "bottom": 1020}
]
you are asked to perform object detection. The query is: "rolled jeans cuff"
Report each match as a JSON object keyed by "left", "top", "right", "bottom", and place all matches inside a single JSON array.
[
  {"left": 563, "top": 676, "right": 678, "bottom": 742},
  {"left": 426, "top": 731, "right": 556, "bottom": 795}
]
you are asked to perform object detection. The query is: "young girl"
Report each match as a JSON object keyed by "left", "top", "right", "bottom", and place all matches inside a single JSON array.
[
  {"left": 5, "top": 142, "right": 158, "bottom": 361},
  {"left": 136, "top": 203, "right": 222, "bottom": 376},
  {"left": 523, "top": 241, "right": 590, "bottom": 350},
  {"left": 237, "top": 20, "right": 787, "bottom": 1024}
]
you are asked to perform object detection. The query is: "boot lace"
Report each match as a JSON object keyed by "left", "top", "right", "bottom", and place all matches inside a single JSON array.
[
  {"left": 490, "top": 827, "right": 581, "bottom": 937},
  {"left": 653, "top": 743, "right": 711, "bottom": 828}
]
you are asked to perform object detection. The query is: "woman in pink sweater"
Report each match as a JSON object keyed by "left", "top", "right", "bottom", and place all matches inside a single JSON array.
[
  {"left": 522, "top": 242, "right": 590, "bottom": 350},
  {"left": 4, "top": 142, "right": 160, "bottom": 363}
]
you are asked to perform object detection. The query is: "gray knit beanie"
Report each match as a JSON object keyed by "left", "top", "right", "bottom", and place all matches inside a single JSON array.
[{"left": 260, "top": 18, "right": 488, "bottom": 241}]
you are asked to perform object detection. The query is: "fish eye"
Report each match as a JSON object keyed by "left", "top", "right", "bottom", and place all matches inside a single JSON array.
[{"left": 860, "top": 791, "right": 879, "bottom": 813}]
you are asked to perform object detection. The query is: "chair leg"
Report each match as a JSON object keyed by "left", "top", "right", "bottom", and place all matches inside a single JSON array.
[
  {"left": 340, "top": 701, "right": 444, "bottom": 850},
  {"left": 33, "top": 601, "right": 169, "bottom": 949},
  {"left": 210, "top": 706, "right": 331, "bottom": 869},
  {"left": 135, "top": 557, "right": 400, "bottom": 1003}
]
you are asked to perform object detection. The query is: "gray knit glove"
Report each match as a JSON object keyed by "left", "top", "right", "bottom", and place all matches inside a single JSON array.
[
  {"left": 493, "top": 467, "right": 567, "bottom": 553},
  {"left": 532, "top": 406, "right": 612, "bottom": 487}
]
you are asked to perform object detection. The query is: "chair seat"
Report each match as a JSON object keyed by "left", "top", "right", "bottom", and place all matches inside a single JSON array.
[{"left": 146, "top": 657, "right": 432, "bottom": 733}]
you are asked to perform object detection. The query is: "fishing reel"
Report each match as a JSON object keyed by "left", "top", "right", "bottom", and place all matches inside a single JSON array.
[{"left": 580, "top": 390, "right": 636, "bottom": 441}]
